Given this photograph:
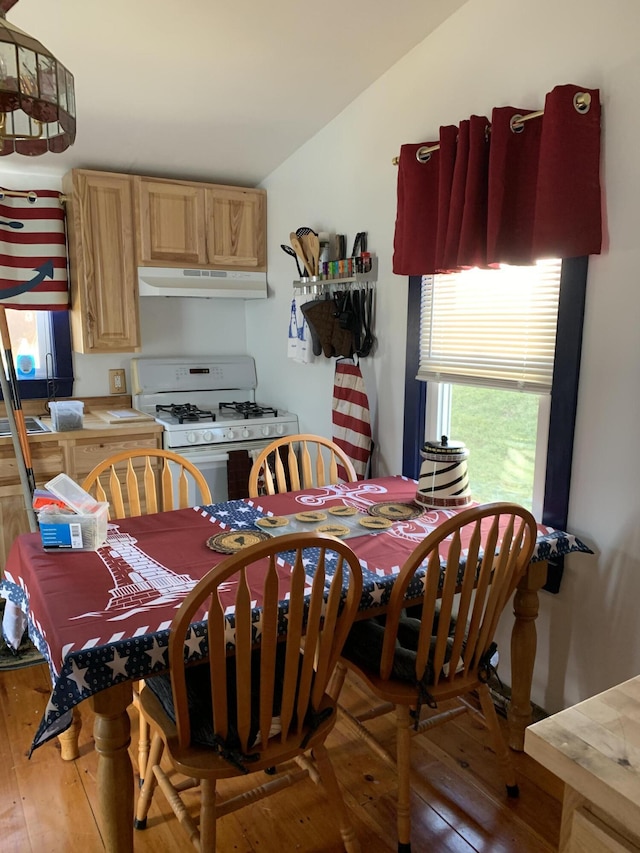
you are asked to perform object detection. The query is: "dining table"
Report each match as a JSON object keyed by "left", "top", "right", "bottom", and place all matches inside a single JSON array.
[{"left": 0, "top": 475, "right": 591, "bottom": 853}]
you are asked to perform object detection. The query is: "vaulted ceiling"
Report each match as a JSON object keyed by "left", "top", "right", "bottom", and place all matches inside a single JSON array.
[{"left": 1, "top": 0, "right": 467, "bottom": 185}]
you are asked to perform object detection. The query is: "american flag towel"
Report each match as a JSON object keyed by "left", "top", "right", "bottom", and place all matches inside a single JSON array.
[
  {"left": 332, "top": 359, "right": 373, "bottom": 480},
  {"left": 0, "top": 189, "right": 69, "bottom": 310}
]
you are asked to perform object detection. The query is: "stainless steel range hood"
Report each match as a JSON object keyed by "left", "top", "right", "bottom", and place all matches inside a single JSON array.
[{"left": 138, "top": 267, "right": 267, "bottom": 299}]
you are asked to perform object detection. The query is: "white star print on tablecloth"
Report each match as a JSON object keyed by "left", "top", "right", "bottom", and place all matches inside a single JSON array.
[{"left": 107, "top": 649, "right": 130, "bottom": 679}]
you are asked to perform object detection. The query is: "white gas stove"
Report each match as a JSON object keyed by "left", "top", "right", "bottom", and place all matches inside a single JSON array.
[
  {"left": 131, "top": 356, "right": 299, "bottom": 501},
  {"left": 131, "top": 355, "right": 298, "bottom": 449}
]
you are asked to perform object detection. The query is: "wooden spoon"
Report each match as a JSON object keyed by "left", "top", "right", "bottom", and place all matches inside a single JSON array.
[
  {"left": 303, "top": 232, "right": 320, "bottom": 276},
  {"left": 290, "top": 232, "right": 314, "bottom": 277}
]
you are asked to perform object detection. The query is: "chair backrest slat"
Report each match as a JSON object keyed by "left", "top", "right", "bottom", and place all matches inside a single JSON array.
[
  {"left": 145, "top": 458, "right": 159, "bottom": 514},
  {"left": 235, "top": 568, "right": 253, "bottom": 752},
  {"left": 167, "top": 533, "right": 362, "bottom": 758},
  {"left": 258, "top": 555, "right": 280, "bottom": 746},
  {"left": 279, "top": 549, "right": 306, "bottom": 740},
  {"left": 248, "top": 434, "right": 357, "bottom": 497}
]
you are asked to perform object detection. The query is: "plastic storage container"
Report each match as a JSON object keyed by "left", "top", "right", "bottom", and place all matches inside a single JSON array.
[
  {"left": 38, "top": 473, "right": 108, "bottom": 551},
  {"left": 49, "top": 400, "right": 84, "bottom": 431}
]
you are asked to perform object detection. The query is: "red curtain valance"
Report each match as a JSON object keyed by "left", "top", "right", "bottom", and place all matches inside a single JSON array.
[{"left": 393, "top": 84, "right": 602, "bottom": 275}]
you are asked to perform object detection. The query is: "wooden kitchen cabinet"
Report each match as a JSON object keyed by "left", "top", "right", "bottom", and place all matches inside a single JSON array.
[
  {"left": 135, "top": 176, "right": 266, "bottom": 270},
  {"left": 62, "top": 169, "right": 141, "bottom": 354}
]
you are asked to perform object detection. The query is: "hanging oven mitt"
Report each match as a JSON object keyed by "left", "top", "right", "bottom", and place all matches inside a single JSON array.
[
  {"left": 301, "top": 298, "right": 336, "bottom": 357},
  {"left": 299, "top": 297, "right": 326, "bottom": 357}
]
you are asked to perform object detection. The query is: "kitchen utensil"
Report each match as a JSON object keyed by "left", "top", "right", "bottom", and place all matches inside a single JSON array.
[
  {"left": 281, "top": 243, "right": 303, "bottom": 277},
  {"left": 290, "top": 232, "right": 314, "bottom": 277},
  {"left": 295, "top": 226, "right": 317, "bottom": 237},
  {"left": 301, "top": 232, "right": 320, "bottom": 275}
]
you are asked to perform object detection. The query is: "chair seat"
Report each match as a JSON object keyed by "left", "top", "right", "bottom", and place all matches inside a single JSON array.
[{"left": 140, "top": 682, "right": 337, "bottom": 780}]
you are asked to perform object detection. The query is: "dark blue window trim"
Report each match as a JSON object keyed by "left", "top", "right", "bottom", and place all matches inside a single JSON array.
[
  {"left": 402, "top": 258, "right": 588, "bottom": 593},
  {"left": 3, "top": 311, "right": 74, "bottom": 401}
]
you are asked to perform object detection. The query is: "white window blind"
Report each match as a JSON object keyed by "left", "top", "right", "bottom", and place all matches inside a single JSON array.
[{"left": 418, "top": 259, "right": 562, "bottom": 393}]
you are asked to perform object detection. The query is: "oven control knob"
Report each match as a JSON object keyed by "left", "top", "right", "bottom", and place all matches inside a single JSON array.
[
  {"left": 242, "top": 428, "right": 250, "bottom": 439},
  {"left": 186, "top": 431, "right": 197, "bottom": 444},
  {"left": 227, "top": 429, "right": 237, "bottom": 440},
  {"left": 276, "top": 424, "right": 286, "bottom": 435},
  {"left": 261, "top": 425, "right": 272, "bottom": 437},
  {"left": 202, "top": 430, "right": 213, "bottom": 442}
]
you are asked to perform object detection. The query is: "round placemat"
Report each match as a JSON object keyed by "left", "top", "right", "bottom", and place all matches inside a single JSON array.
[
  {"left": 207, "top": 529, "right": 271, "bottom": 554},
  {"left": 368, "top": 501, "right": 423, "bottom": 521},
  {"left": 255, "top": 516, "right": 290, "bottom": 529},
  {"left": 359, "top": 516, "right": 393, "bottom": 530},
  {"left": 316, "top": 523, "right": 350, "bottom": 537},
  {"left": 328, "top": 505, "right": 358, "bottom": 517},
  {"left": 295, "top": 511, "right": 327, "bottom": 522}
]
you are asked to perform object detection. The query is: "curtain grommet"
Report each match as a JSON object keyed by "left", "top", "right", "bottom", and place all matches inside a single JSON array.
[
  {"left": 573, "top": 92, "right": 591, "bottom": 114},
  {"left": 509, "top": 114, "right": 526, "bottom": 134},
  {"left": 416, "top": 146, "right": 433, "bottom": 163}
]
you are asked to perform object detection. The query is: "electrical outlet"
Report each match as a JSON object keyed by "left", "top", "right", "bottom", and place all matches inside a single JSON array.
[{"left": 108, "top": 368, "right": 126, "bottom": 395}]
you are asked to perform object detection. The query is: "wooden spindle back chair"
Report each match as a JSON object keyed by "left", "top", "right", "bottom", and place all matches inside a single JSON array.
[
  {"left": 248, "top": 433, "right": 357, "bottom": 497},
  {"left": 81, "top": 447, "right": 212, "bottom": 519},
  {"left": 82, "top": 447, "right": 213, "bottom": 783},
  {"left": 335, "top": 502, "right": 537, "bottom": 853},
  {"left": 134, "top": 532, "right": 363, "bottom": 852}
]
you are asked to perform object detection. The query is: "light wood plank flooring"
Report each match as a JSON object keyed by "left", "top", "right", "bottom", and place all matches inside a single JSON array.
[{"left": 1, "top": 663, "right": 562, "bottom": 852}]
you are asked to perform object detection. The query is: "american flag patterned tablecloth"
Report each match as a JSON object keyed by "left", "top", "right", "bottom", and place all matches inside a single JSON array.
[{"left": 0, "top": 476, "right": 592, "bottom": 753}]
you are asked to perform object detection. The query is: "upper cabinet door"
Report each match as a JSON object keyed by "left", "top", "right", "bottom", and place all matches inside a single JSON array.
[
  {"left": 62, "top": 169, "right": 141, "bottom": 354},
  {"left": 205, "top": 187, "right": 266, "bottom": 271},
  {"left": 136, "top": 178, "right": 207, "bottom": 265}
]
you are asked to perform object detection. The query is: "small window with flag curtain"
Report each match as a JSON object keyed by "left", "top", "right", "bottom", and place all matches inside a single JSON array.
[{"left": 0, "top": 188, "right": 73, "bottom": 399}]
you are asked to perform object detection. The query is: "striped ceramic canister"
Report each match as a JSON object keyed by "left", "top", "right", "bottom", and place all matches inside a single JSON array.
[{"left": 415, "top": 435, "right": 472, "bottom": 509}]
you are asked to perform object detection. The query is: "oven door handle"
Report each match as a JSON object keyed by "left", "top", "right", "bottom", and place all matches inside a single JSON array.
[{"left": 175, "top": 450, "right": 230, "bottom": 463}]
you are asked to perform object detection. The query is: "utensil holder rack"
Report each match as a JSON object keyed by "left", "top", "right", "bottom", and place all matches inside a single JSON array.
[{"left": 293, "top": 256, "right": 377, "bottom": 294}]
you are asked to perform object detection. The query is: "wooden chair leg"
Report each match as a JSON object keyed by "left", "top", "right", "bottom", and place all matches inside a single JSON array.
[
  {"left": 199, "top": 778, "right": 217, "bottom": 851},
  {"left": 313, "top": 742, "right": 361, "bottom": 853},
  {"left": 477, "top": 683, "right": 519, "bottom": 796},
  {"left": 395, "top": 704, "right": 413, "bottom": 853},
  {"left": 134, "top": 733, "right": 164, "bottom": 829}
]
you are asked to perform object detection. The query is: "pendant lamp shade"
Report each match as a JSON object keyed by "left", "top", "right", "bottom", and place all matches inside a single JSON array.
[{"left": 0, "top": 0, "right": 75, "bottom": 155}]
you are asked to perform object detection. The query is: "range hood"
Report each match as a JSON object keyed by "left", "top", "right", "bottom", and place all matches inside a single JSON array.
[{"left": 138, "top": 267, "right": 267, "bottom": 299}]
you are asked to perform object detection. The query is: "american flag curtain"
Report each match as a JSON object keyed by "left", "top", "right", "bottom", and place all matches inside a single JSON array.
[
  {"left": 0, "top": 189, "right": 69, "bottom": 310},
  {"left": 332, "top": 359, "right": 373, "bottom": 480}
]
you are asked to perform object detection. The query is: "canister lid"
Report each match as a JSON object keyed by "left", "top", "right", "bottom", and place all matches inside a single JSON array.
[{"left": 421, "top": 435, "right": 467, "bottom": 454}]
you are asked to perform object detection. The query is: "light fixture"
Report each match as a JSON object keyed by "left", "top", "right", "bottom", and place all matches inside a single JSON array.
[{"left": 0, "top": 0, "right": 75, "bottom": 155}]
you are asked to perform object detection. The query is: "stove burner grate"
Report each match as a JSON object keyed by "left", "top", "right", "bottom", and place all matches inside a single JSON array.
[
  {"left": 219, "top": 401, "right": 278, "bottom": 419},
  {"left": 156, "top": 403, "right": 216, "bottom": 424}
]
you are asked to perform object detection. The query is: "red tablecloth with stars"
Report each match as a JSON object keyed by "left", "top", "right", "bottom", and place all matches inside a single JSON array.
[{"left": 0, "top": 476, "right": 590, "bottom": 752}]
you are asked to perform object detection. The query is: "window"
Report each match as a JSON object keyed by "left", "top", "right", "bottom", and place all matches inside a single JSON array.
[
  {"left": 403, "top": 257, "right": 588, "bottom": 592},
  {"left": 4, "top": 308, "right": 74, "bottom": 399}
]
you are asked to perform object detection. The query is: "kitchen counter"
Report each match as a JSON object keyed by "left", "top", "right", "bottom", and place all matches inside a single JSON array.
[{"left": 0, "top": 412, "right": 163, "bottom": 443}]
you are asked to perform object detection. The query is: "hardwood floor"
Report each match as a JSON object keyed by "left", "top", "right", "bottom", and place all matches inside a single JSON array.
[{"left": 0, "top": 663, "right": 562, "bottom": 852}]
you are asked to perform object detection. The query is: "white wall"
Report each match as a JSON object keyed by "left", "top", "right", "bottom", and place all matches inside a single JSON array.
[{"left": 248, "top": 0, "right": 640, "bottom": 712}]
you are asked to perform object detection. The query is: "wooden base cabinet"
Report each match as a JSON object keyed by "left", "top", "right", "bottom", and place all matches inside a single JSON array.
[{"left": 63, "top": 169, "right": 141, "bottom": 354}]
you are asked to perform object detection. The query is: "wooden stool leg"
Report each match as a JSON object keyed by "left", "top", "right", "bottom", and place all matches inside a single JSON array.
[
  {"left": 137, "top": 712, "right": 150, "bottom": 783},
  {"left": 395, "top": 704, "right": 412, "bottom": 852},
  {"left": 58, "top": 706, "right": 82, "bottom": 761}
]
